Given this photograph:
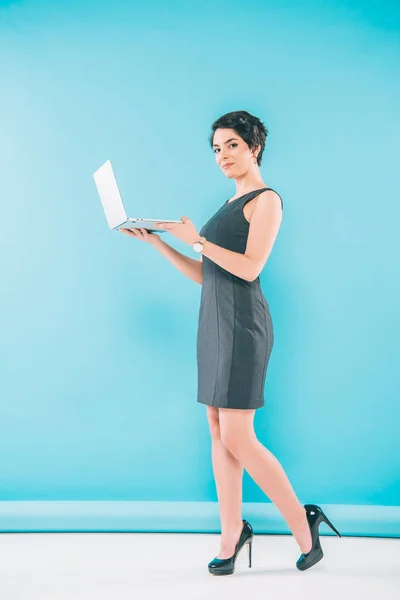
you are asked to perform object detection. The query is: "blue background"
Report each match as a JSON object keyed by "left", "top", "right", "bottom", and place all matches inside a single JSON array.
[{"left": 1, "top": 0, "right": 399, "bottom": 534}]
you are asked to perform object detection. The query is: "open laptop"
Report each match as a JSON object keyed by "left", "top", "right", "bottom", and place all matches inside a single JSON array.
[{"left": 93, "top": 160, "right": 183, "bottom": 232}]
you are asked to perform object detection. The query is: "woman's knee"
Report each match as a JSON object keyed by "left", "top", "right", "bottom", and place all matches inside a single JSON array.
[
  {"left": 220, "top": 428, "right": 239, "bottom": 455},
  {"left": 219, "top": 409, "right": 256, "bottom": 456}
]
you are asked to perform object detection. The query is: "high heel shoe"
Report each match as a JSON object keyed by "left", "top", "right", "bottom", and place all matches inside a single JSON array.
[
  {"left": 208, "top": 519, "right": 253, "bottom": 576},
  {"left": 296, "top": 503, "right": 342, "bottom": 571}
]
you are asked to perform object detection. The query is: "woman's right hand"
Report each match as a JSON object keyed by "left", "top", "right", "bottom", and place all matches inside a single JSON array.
[{"left": 119, "top": 227, "right": 161, "bottom": 246}]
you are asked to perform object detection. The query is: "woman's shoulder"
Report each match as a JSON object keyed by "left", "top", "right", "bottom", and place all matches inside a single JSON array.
[{"left": 260, "top": 187, "right": 283, "bottom": 211}]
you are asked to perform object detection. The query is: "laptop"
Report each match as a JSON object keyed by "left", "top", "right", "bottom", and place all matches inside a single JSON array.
[{"left": 93, "top": 160, "right": 183, "bottom": 232}]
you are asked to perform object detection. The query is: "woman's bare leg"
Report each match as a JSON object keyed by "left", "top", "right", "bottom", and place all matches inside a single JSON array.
[
  {"left": 219, "top": 408, "right": 312, "bottom": 554},
  {"left": 206, "top": 406, "right": 245, "bottom": 559}
]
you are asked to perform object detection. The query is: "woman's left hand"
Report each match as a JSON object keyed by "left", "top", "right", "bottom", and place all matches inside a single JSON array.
[{"left": 152, "top": 216, "right": 199, "bottom": 245}]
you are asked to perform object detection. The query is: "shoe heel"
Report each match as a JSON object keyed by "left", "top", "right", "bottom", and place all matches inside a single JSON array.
[
  {"left": 320, "top": 509, "right": 342, "bottom": 538},
  {"left": 247, "top": 538, "right": 253, "bottom": 568}
]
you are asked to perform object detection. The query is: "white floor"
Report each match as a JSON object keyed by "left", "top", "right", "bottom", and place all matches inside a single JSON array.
[{"left": 0, "top": 532, "right": 399, "bottom": 599}]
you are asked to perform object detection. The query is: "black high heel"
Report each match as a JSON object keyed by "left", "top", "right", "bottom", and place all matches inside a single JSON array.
[
  {"left": 208, "top": 519, "right": 253, "bottom": 576},
  {"left": 296, "top": 503, "right": 342, "bottom": 571}
]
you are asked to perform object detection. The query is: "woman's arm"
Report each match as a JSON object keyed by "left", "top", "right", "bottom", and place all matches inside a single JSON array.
[
  {"left": 154, "top": 239, "right": 203, "bottom": 285},
  {"left": 200, "top": 191, "right": 282, "bottom": 281}
]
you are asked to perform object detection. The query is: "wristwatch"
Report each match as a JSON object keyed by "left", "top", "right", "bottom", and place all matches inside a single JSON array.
[{"left": 192, "top": 235, "right": 206, "bottom": 253}]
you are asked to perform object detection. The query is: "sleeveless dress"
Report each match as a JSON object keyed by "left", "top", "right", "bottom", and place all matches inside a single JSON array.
[{"left": 196, "top": 187, "right": 283, "bottom": 410}]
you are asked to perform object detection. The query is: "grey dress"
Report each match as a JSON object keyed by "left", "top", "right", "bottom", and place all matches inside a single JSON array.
[{"left": 196, "top": 187, "right": 283, "bottom": 410}]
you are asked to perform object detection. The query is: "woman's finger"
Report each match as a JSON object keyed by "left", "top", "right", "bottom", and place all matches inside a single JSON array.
[{"left": 119, "top": 227, "right": 147, "bottom": 239}]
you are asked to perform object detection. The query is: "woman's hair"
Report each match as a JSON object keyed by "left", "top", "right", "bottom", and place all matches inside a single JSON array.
[{"left": 208, "top": 110, "right": 268, "bottom": 166}]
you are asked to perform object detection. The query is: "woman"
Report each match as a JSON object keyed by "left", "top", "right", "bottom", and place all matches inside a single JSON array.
[{"left": 120, "top": 110, "right": 341, "bottom": 575}]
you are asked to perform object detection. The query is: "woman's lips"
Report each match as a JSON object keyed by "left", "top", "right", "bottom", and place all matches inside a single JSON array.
[{"left": 222, "top": 163, "right": 234, "bottom": 169}]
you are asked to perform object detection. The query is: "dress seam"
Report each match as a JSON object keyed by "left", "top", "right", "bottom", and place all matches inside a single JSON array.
[
  {"left": 260, "top": 296, "right": 270, "bottom": 405},
  {"left": 211, "top": 266, "right": 219, "bottom": 406},
  {"left": 211, "top": 219, "right": 222, "bottom": 407},
  {"left": 228, "top": 274, "right": 236, "bottom": 407}
]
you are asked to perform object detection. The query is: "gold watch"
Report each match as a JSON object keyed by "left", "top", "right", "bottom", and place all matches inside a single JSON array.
[{"left": 193, "top": 235, "right": 206, "bottom": 253}]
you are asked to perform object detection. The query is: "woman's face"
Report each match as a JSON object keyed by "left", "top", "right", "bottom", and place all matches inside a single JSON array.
[{"left": 212, "top": 128, "right": 258, "bottom": 178}]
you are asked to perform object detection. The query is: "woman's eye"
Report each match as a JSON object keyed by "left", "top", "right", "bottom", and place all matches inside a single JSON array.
[{"left": 214, "top": 143, "right": 237, "bottom": 154}]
